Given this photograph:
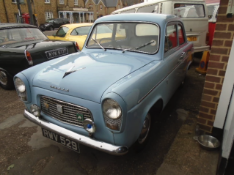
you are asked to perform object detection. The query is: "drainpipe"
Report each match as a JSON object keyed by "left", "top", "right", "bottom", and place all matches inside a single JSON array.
[
  {"left": 26, "top": 0, "right": 34, "bottom": 25},
  {"left": 16, "top": 0, "right": 23, "bottom": 23},
  {"left": 3, "top": 0, "right": 9, "bottom": 22}
]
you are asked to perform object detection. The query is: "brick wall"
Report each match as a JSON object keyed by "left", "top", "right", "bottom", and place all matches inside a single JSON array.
[{"left": 198, "top": 0, "right": 233, "bottom": 132}]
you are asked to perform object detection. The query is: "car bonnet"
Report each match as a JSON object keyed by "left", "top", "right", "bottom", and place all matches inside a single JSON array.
[{"left": 32, "top": 51, "right": 154, "bottom": 103}]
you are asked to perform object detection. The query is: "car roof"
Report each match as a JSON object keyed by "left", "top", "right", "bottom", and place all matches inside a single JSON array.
[
  {"left": 113, "top": 0, "right": 206, "bottom": 14},
  {"left": 0, "top": 23, "right": 37, "bottom": 29},
  {"left": 95, "top": 13, "right": 180, "bottom": 25},
  {"left": 62, "top": 23, "right": 93, "bottom": 29}
]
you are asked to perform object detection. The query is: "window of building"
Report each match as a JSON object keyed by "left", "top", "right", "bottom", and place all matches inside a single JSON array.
[
  {"left": 12, "top": 0, "right": 24, "bottom": 3},
  {"left": 100, "top": 5, "right": 102, "bottom": 10},
  {"left": 45, "top": 12, "right": 53, "bottom": 20},
  {"left": 74, "top": 0, "right": 78, "bottom": 5},
  {"left": 45, "top": 0, "right": 50, "bottom": 3},
  {"left": 60, "top": 0, "right": 64, "bottom": 4}
]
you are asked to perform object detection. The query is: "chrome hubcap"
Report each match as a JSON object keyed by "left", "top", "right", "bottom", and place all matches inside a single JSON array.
[
  {"left": 138, "top": 114, "right": 151, "bottom": 144},
  {"left": 0, "top": 71, "right": 7, "bottom": 85}
]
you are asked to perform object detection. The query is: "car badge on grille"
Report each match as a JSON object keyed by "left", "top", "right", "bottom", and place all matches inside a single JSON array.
[
  {"left": 77, "top": 113, "right": 84, "bottom": 122},
  {"left": 57, "top": 104, "right": 63, "bottom": 114},
  {"left": 44, "top": 102, "right": 49, "bottom": 110},
  {"left": 50, "top": 85, "right": 69, "bottom": 92}
]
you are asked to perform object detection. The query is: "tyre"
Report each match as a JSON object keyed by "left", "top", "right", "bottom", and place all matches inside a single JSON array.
[
  {"left": 134, "top": 113, "right": 152, "bottom": 152},
  {"left": 0, "top": 70, "right": 14, "bottom": 90}
]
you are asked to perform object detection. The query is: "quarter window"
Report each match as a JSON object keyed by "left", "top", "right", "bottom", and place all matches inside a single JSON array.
[
  {"left": 164, "top": 24, "right": 177, "bottom": 53},
  {"left": 56, "top": 27, "right": 69, "bottom": 37},
  {"left": 178, "top": 25, "right": 185, "bottom": 45}
]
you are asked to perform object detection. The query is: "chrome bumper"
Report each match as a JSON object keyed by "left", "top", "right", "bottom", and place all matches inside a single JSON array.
[
  {"left": 193, "top": 46, "right": 210, "bottom": 53},
  {"left": 24, "top": 110, "right": 128, "bottom": 155}
]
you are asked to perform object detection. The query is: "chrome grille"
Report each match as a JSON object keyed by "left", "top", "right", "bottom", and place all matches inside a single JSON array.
[{"left": 40, "top": 96, "right": 93, "bottom": 127}]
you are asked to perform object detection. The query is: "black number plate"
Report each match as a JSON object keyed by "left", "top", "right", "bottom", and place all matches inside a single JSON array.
[
  {"left": 42, "top": 128, "right": 80, "bottom": 153},
  {"left": 45, "top": 48, "right": 68, "bottom": 59}
]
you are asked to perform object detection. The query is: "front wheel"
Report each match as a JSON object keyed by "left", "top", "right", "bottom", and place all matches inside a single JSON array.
[
  {"left": 135, "top": 113, "right": 152, "bottom": 152},
  {"left": 0, "top": 70, "right": 14, "bottom": 90}
]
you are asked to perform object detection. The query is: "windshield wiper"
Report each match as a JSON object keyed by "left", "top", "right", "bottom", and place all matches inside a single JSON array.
[
  {"left": 122, "top": 40, "right": 155, "bottom": 53},
  {"left": 91, "top": 38, "right": 106, "bottom": 51}
]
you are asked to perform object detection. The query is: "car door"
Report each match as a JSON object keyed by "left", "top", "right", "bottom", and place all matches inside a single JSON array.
[
  {"left": 163, "top": 22, "right": 183, "bottom": 101},
  {"left": 176, "top": 22, "right": 193, "bottom": 82}
]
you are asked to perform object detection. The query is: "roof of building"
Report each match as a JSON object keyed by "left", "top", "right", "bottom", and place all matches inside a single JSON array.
[{"left": 0, "top": 23, "right": 37, "bottom": 29}]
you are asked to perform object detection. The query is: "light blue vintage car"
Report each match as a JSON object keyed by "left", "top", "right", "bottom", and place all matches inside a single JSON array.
[{"left": 14, "top": 13, "right": 193, "bottom": 155}]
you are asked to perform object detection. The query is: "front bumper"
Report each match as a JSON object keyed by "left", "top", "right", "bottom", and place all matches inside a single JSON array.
[{"left": 24, "top": 110, "right": 128, "bottom": 155}]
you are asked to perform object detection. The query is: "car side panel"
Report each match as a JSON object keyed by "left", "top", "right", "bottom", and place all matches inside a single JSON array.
[{"left": 0, "top": 48, "right": 28, "bottom": 76}]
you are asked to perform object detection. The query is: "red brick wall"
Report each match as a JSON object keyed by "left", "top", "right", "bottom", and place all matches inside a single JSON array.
[{"left": 198, "top": 0, "right": 233, "bottom": 132}]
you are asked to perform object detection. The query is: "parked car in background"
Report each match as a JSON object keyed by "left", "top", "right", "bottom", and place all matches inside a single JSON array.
[
  {"left": 112, "top": 0, "right": 209, "bottom": 53},
  {"left": 0, "top": 23, "right": 78, "bottom": 90},
  {"left": 48, "top": 23, "right": 93, "bottom": 50},
  {"left": 39, "top": 18, "right": 70, "bottom": 31},
  {"left": 15, "top": 13, "right": 193, "bottom": 155}
]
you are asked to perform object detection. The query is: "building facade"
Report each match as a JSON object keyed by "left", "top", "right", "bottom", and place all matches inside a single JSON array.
[
  {"left": 197, "top": 0, "right": 233, "bottom": 134},
  {"left": 0, "top": 0, "right": 126, "bottom": 25}
]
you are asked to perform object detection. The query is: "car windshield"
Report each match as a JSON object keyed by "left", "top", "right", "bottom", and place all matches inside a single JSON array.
[
  {"left": 0, "top": 28, "right": 47, "bottom": 46},
  {"left": 70, "top": 26, "right": 91, "bottom": 36},
  {"left": 86, "top": 22, "right": 159, "bottom": 54},
  {"left": 56, "top": 26, "right": 69, "bottom": 37}
]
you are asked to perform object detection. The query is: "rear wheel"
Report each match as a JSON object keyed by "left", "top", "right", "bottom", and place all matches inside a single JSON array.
[{"left": 0, "top": 70, "right": 14, "bottom": 90}]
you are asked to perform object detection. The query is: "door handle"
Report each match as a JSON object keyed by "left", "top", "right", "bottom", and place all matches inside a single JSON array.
[
  {"left": 180, "top": 52, "right": 186, "bottom": 58},
  {"left": 178, "top": 52, "right": 186, "bottom": 63}
]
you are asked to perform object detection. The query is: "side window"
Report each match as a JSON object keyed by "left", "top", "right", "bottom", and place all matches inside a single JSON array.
[
  {"left": 164, "top": 24, "right": 177, "bottom": 53},
  {"left": 178, "top": 24, "right": 185, "bottom": 45},
  {"left": 70, "top": 26, "right": 91, "bottom": 36},
  {"left": 174, "top": 4, "right": 205, "bottom": 18}
]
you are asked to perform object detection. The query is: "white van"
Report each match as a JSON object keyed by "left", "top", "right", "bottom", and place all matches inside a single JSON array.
[{"left": 112, "top": 0, "right": 209, "bottom": 53}]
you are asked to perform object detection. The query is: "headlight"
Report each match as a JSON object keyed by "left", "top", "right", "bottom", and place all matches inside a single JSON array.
[
  {"left": 102, "top": 99, "right": 122, "bottom": 131},
  {"left": 103, "top": 99, "right": 122, "bottom": 119},
  {"left": 14, "top": 77, "right": 27, "bottom": 101}
]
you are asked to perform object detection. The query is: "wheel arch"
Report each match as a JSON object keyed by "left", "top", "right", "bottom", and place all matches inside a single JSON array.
[
  {"left": 148, "top": 98, "right": 164, "bottom": 118},
  {"left": 0, "top": 67, "right": 13, "bottom": 78}
]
